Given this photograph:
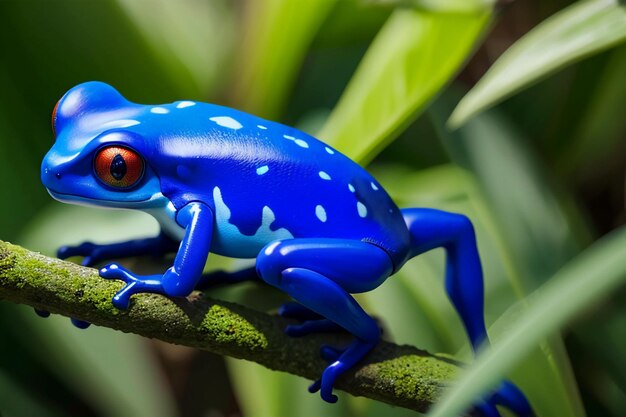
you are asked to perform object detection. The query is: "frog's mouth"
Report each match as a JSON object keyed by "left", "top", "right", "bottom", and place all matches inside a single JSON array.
[{"left": 45, "top": 188, "right": 157, "bottom": 209}]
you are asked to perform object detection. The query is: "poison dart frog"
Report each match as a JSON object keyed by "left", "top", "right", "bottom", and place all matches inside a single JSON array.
[{"left": 41, "top": 82, "right": 531, "bottom": 417}]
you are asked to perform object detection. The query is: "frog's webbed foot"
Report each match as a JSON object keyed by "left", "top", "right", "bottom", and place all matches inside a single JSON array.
[
  {"left": 99, "top": 263, "right": 164, "bottom": 309},
  {"left": 58, "top": 241, "right": 101, "bottom": 267},
  {"left": 481, "top": 380, "right": 533, "bottom": 417},
  {"left": 58, "top": 233, "right": 178, "bottom": 267},
  {"left": 307, "top": 339, "right": 377, "bottom": 403}
]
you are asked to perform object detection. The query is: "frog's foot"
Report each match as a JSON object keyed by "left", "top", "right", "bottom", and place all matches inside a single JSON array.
[
  {"left": 70, "top": 318, "right": 91, "bottom": 329},
  {"left": 58, "top": 241, "right": 101, "bottom": 266},
  {"left": 34, "top": 308, "right": 50, "bottom": 318},
  {"left": 487, "top": 380, "right": 533, "bottom": 417},
  {"left": 99, "top": 263, "right": 164, "bottom": 309},
  {"left": 58, "top": 233, "right": 178, "bottom": 267},
  {"left": 308, "top": 339, "right": 377, "bottom": 403}
]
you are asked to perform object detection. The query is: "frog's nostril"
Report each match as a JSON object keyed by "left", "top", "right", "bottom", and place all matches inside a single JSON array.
[{"left": 55, "top": 172, "right": 62, "bottom": 180}]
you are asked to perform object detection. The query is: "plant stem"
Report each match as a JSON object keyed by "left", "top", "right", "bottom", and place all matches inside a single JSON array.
[{"left": 0, "top": 239, "right": 463, "bottom": 413}]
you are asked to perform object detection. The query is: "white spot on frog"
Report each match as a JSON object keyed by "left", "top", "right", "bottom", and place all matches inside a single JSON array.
[
  {"left": 371, "top": 182, "right": 379, "bottom": 191},
  {"left": 325, "top": 147, "right": 335, "bottom": 154},
  {"left": 151, "top": 107, "right": 169, "bottom": 114},
  {"left": 348, "top": 184, "right": 355, "bottom": 193},
  {"left": 283, "top": 134, "right": 309, "bottom": 148},
  {"left": 176, "top": 101, "right": 195, "bottom": 108},
  {"left": 357, "top": 201, "right": 367, "bottom": 218},
  {"left": 256, "top": 165, "right": 269, "bottom": 175},
  {"left": 99, "top": 119, "right": 141, "bottom": 129},
  {"left": 315, "top": 205, "right": 327, "bottom": 222},
  {"left": 212, "top": 186, "right": 293, "bottom": 257},
  {"left": 295, "top": 139, "right": 309, "bottom": 148},
  {"left": 319, "top": 171, "right": 331, "bottom": 180},
  {"left": 257, "top": 125, "right": 267, "bottom": 130},
  {"left": 210, "top": 116, "right": 243, "bottom": 130}
]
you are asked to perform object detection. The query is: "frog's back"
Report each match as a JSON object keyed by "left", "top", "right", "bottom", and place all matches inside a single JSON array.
[{"left": 138, "top": 102, "right": 411, "bottom": 267}]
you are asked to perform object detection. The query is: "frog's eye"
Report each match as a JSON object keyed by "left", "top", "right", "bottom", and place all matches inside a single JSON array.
[
  {"left": 94, "top": 146, "right": 144, "bottom": 189},
  {"left": 52, "top": 100, "right": 59, "bottom": 136}
]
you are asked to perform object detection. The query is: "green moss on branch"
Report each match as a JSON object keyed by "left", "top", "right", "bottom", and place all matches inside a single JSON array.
[{"left": 0, "top": 239, "right": 463, "bottom": 413}]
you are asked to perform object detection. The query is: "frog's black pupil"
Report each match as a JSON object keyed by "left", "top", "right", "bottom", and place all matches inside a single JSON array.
[{"left": 110, "top": 154, "right": 127, "bottom": 181}]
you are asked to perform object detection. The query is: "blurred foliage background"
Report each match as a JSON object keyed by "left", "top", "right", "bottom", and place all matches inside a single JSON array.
[{"left": 0, "top": 0, "right": 625, "bottom": 416}]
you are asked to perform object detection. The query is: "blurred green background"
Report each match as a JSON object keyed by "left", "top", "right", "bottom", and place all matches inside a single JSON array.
[{"left": 1, "top": 0, "right": 625, "bottom": 416}]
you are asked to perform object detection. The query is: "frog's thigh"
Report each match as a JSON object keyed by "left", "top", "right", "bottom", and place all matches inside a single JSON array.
[
  {"left": 255, "top": 238, "right": 392, "bottom": 341},
  {"left": 256, "top": 238, "right": 393, "bottom": 293}
]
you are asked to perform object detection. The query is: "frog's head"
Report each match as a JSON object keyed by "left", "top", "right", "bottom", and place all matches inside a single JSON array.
[{"left": 41, "top": 82, "right": 163, "bottom": 209}]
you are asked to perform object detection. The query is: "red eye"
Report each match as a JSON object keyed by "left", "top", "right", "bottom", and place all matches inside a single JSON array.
[
  {"left": 52, "top": 100, "right": 59, "bottom": 136},
  {"left": 94, "top": 146, "right": 144, "bottom": 189}
]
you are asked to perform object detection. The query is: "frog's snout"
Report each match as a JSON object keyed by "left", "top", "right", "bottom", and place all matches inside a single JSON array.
[{"left": 40, "top": 156, "right": 64, "bottom": 190}]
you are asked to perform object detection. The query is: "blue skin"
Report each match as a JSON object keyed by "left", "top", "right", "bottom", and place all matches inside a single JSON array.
[{"left": 41, "top": 82, "right": 531, "bottom": 416}]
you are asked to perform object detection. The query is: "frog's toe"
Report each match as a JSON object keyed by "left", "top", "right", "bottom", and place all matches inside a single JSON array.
[
  {"left": 490, "top": 380, "right": 533, "bottom": 417},
  {"left": 100, "top": 263, "right": 136, "bottom": 282},
  {"left": 285, "top": 319, "right": 343, "bottom": 337},
  {"left": 34, "top": 308, "right": 50, "bottom": 318},
  {"left": 474, "top": 402, "right": 501, "bottom": 417},
  {"left": 58, "top": 242, "right": 95, "bottom": 260},
  {"left": 310, "top": 339, "right": 376, "bottom": 404},
  {"left": 111, "top": 282, "right": 140, "bottom": 309},
  {"left": 307, "top": 377, "right": 338, "bottom": 403},
  {"left": 100, "top": 264, "right": 139, "bottom": 309},
  {"left": 100, "top": 264, "right": 164, "bottom": 309},
  {"left": 70, "top": 318, "right": 91, "bottom": 329}
]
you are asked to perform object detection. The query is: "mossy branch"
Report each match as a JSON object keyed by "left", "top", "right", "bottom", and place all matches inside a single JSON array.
[{"left": 0, "top": 239, "right": 464, "bottom": 413}]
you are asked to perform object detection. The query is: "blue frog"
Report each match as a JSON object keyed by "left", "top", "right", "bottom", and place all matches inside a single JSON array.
[{"left": 41, "top": 81, "right": 531, "bottom": 416}]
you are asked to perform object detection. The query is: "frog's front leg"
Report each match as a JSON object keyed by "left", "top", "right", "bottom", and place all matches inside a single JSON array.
[
  {"left": 256, "top": 238, "right": 393, "bottom": 403},
  {"left": 100, "top": 202, "right": 213, "bottom": 309},
  {"left": 58, "top": 231, "right": 179, "bottom": 267}
]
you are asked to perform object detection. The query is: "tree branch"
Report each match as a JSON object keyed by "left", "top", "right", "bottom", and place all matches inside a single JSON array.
[{"left": 0, "top": 239, "right": 463, "bottom": 413}]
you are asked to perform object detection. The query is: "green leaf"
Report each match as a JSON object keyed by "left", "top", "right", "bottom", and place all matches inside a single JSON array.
[
  {"left": 114, "top": 0, "right": 236, "bottom": 97},
  {"left": 232, "top": 0, "right": 337, "bottom": 119},
  {"left": 449, "top": 0, "right": 626, "bottom": 128},
  {"left": 432, "top": 96, "right": 589, "bottom": 288},
  {"left": 318, "top": 8, "right": 490, "bottom": 164},
  {"left": 363, "top": 0, "right": 493, "bottom": 14},
  {"left": 428, "top": 225, "right": 626, "bottom": 417}
]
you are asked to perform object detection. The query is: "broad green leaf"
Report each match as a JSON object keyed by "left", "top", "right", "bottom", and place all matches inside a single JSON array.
[
  {"left": 432, "top": 95, "right": 588, "bottom": 288},
  {"left": 557, "top": 44, "right": 626, "bottom": 173},
  {"left": 449, "top": 0, "right": 626, "bottom": 128},
  {"left": 114, "top": 0, "right": 236, "bottom": 97},
  {"left": 428, "top": 225, "right": 626, "bottom": 417},
  {"left": 318, "top": 8, "right": 490, "bottom": 164},
  {"left": 232, "top": 0, "right": 336, "bottom": 119}
]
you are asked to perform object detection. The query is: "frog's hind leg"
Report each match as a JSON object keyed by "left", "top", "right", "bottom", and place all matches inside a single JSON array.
[
  {"left": 401, "top": 208, "right": 532, "bottom": 417},
  {"left": 256, "top": 238, "right": 393, "bottom": 403}
]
